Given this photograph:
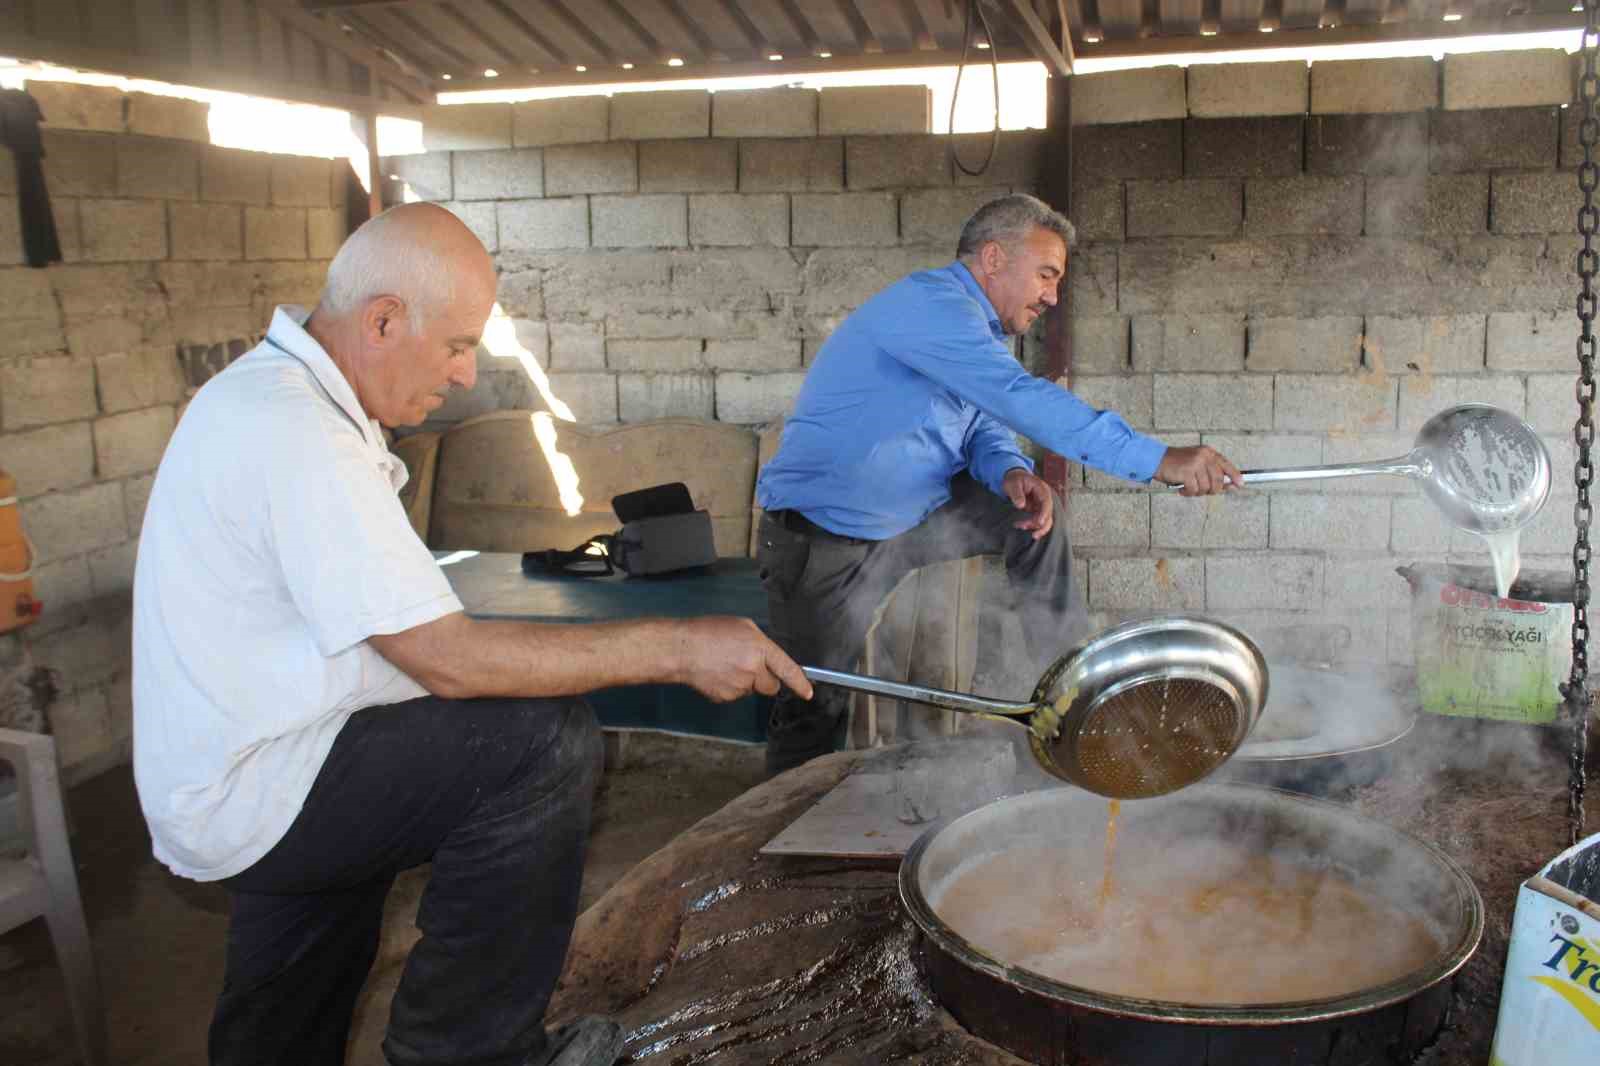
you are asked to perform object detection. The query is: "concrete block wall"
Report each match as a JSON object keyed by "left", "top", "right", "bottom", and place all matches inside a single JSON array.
[
  {"left": 399, "top": 53, "right": 1584, "bottom": 669},
  {"left": 1056, "top": 49, "right": 1586, "bottom": 668},
  {"left": 2, "top": 82, "right": 346, "bottom": 781}
]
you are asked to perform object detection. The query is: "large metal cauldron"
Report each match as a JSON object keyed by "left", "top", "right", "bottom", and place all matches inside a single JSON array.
[{"left": 899, "top": 784, "right": 1483, "bottom": 1066}]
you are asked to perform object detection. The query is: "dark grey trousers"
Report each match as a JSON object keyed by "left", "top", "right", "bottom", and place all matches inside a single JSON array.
[
  {"left": 756, "top": 472, "right": 1076, "bottom": 775},
  {"left": 208, "top": 695, "right": 602, "bottom": 1066}
]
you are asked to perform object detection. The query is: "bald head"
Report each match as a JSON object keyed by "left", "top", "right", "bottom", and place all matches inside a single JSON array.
[{"left": 319, "top": 202, "right": 494, "bottom": 332}]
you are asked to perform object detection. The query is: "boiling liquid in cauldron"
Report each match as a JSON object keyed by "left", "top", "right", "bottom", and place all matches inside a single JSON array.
[{"left": 932, "top": 837, "right": 1442, "bottom": 1005}]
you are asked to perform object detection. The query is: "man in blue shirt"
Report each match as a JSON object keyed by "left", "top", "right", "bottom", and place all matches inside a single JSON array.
[{"left": 755, "top": 194, "right": 1240, "bottom": 775}]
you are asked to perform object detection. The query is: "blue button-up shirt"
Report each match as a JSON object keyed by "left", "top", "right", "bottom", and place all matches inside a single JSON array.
[{"left": 756, "top": 262, "right": 1169, "bottom": 540}]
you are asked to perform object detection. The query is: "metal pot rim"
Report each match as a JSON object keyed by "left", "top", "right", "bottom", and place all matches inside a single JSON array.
[{"left": 897, "top": 782, "right": 1485, "bottom": 1027}]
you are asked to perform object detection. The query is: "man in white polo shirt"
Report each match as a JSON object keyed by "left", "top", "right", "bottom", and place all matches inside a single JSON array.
[{"left": 132, "top": 202, "right": 810, "bottom": 1066}]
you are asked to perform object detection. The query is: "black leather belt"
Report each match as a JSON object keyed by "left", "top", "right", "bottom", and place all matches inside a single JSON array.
[{"left": 770, "top": 509, "right": 832, "bottom": 537}]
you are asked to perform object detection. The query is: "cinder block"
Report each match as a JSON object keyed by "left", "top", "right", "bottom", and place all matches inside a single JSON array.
[
  {"left": 1275, "top": 373, "right": 1398, "bottom": 432},
  {"left": 900, "top": 186, "right": 1006, "bottom": 246},
  {"left": 53, "top": 197, "right": 83, "bottom": 264},
  {"left": 19, "top": 481, "right": 127, "bottom": 563},
  {"left": 799, "top": 247, "right": 946, "bottom": 314},
  {"left": 55, "top": 263, "right": 164, "bottom": 319},
  {"left": 429, "top": 369, "right": 532, "bottom": 423},
  {"left": 1071, "top": 182, "right": 1123, "bottom": 241},
  {"left": 1073, "top": 121, "right": 1183, "bottom": 183},
  {"left": 0, "top": 307, "right": 67, "bottom": 359},
  {"left": 1070, "top": 244, "right": 1118, "bottom": 316},
  {"left": 1247, "top": 316, "right": 1363, "bottom": 372},
  {"left": 545, "top": 142, "right": 637, "bottom": 196},
  {"left": 245, "top": 206, "right": 307, "bottom": 260},
  {"left": 435, "top": 202, "right": 493, "bottom": 254},
  {"left": 549, "top": 321, "right": 606, "bottom": 369},
  {"left": 704, "top": 338, "right": 802, "bottom": 371},
  {"left": 1364, "top": 175, "right": 1488, "bottom": 236},
  {"left": 498, "top": 198, "right": 589, "bottom": 250},
  {"left": 1431, "top": 108, "right": 1559, "bottom": 173},
  {"left": 270, "top": 155, "right": 330, "bottom": 207},
  {"left": 539, "top": 251, "right": 677, "bottom": 316},
  {"left": 125, "top": 93, "right": 208, "bottom": 141},
  {"left": 1, "top": 353, "right": 95, "bottom": 430},
  {"left": 1152, "top": 492, "right": 1268, "bottom": 550},
  {"left": 953, "top": 129, "right": 1046, "bottom": 188},
  {"left": 0, "top": 263, "right": 60, "bottom": 318},
  {"left": 1088, "top": 556, "right": 1203, "bottom": 610},
  {"left": 1525, "top": 373, "right": 1576, "bottom": 433},
  {"left": 1560, "top": 102, "right": 1592, "bottom": 169},
  {"left": 42, "top": 131, "right": 116, "bottom": 198},
  {"left": 421, "top": 104, "right": 512, "bottom": 152},
  {"left": 1200, "top": 432, "right": 1323, "bottom": 474},
  {"left": 1324, "top": 554, "right": 1409, "bottom": 609},
  {"left": 819, "top": 86, "right": 930, "bottom": 135},
  {"left": 1306, "top": 114, "right": 1430, "bottom": 177},
  {"left": 606, "top": 339, "right": 703, "bottom": 371},
  {"left": 169, "top": 202, "right": 243, "bottom": 260},
  {"left": 1443, "top": 50, "right": 1571, "bottom": 111},
  {"left": 1184, "top": 117, "right": 1303, "bottom": 178},
  {"left": 1072, "top": 375, "right": 1153, "bottom": 431},
  {"left": 1270, "top": 494, "right": 1391, "bottom": 550},
  {"left": 545, "top": 372, "right": 619, "bottom": 422},
  {"left": 0, "top": 421, "right": 94, "bottom": 496},
  {"left": 513, "top": 96, "right": 608, "bottom": 147},
  {"left": 381, "top": 152, "right": 451, "bottom": 202},
  {"left": 1250, "top": 176, "right": 1363, "bottom": 237},
  {"left": 1491, "top": 170, "right": 1581, "bottom": 234},
  {"left": 1131, "top": 315, "right": 1244, "bottom": 372},
  {"left": 715, "top": 371, "right": 805, "bottom": 422},
  {"left": 618, "top": 373, "right": 714, "bottom": 420},
  {"left": 1311, "top": 58, "right": 1438, "bottom": 114},
  {"left": 116, "top": 136, "right": 198, "bottom": 200},
  {"left": 94, "top": 405, "right": 175, "bottom": 478},
  {"left": 46, "top": 684, "right": 112, "bottom": 768},
  {"left": 29, "top": 557, "right": 93, "bottom": 622},
  {"left": 1071, "top": 315, "right": 1130, "bottom": 373},
  {"left": 307, "top": 208, "right": 346, "bottom": 259},
  {"left": 1391, "top": 494, "right": 1454, "bottom": 554},
  {"left": 689, "top": 193, "right": 788, "bottom": 247},
  {"left": 96, "top": 348, "right": 186, "bottom": 413},
  {"left": 591, "top": 194, "right": 687, "bottom": 248},
  {"left": 1363, "top": 314, "right": 1485, "bottom": 374},
  {"left": 492, "top": 264, "right": 540, "bottom": 318},
  {"left": 1067, "top": 493, "right": 1150, "bottom": 548},
  {"left": 80, "top": 198, "right": 166, "bottom": 262},
  {"left": 453, "top": 148, "right": 543, "bottom": 200},
  {"left": 713, "top": 89, "right": 816, "bottom": 138},
  {"left": 606, "top": 309, "right": 748, "bottom": 340},
  {"left": 791, "top": 192, "right": 897, "bottom": 246},
  {"left": 0, "top": 195, "right": 20, "bottom": 266},
  {"left": 28, "top": 81, "right": 124, "bottom": 133},
  {"left": 87, "top": 540, "right": 137, "bottom": 598},
  {"left": 1397, "top": 373, "right": 1525, "bottom": 431},
  {"left": 639, "top": 139, "right": 736, "bottom": 193},
  {"left": 1153, "top": 373, "right": 1272, "bottom": 430},
  {"left": 1188, "top": 61, "right": 1306, "bottom": 118},
  {"left": 1487, "top": 309, "right": 1580, "bottom": 371},
  {"left": 846, "top": 135, "right": 950, "bottom": 190},
  {"left": 611, "top": 91, "right": 710, "bottom": 140},
  {"left": 738, "top": 137, "right": 843, "bottom": 192},
  {"left": 1072, "top": 67, "right": 1186, "bottom": 126},
  {"left": 1125, "top": 179, "right": 1241, "bottom": 238},
  {"left": 1206, "top": 554, "right": 1323, "bottom": 610}
]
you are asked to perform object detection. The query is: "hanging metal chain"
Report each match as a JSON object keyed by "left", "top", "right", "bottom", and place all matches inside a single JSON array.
[{"left": 1567, "top": 0, "right": 1600, "bottom": 845}]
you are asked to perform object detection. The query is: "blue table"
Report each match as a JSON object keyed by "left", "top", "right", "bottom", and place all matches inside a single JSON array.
[{"left": 436, "top": 552, "right": 772, "bottom": 743}]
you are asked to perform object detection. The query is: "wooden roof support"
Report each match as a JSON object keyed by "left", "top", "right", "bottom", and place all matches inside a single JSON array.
[
  {"left": 834, "top": 0, "right": 885, "bottom": 53},
  {"left": 256, "top": 0, "right": 436, "bottom": 98},
  {"left": 657, "top": 0, "right": 727, "bottom": 62},
  {"left": 994, "top": 0, "right": 1074, "bottom": 75},
  {"left": 542, "top": 0, "right": 621, "bottom": 65},
  {"left": 482, "top": 0, "right": 573, "bottom": 68}
]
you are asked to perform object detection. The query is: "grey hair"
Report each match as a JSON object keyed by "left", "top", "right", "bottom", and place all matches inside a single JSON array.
[
  {"left": 955, "top": 193, "right": 1075, "bottom": 259},
  {"left": 317, "top": 206, "right": 457, "bottom": 331}
]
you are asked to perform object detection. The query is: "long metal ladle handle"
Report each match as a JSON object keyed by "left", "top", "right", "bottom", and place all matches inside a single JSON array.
[
  {"left": 1225, "top": 451, "right": 1429, "bottom": 487},
  {"left": 800, "top": 666, "right": 1037, "bottom": 718}
]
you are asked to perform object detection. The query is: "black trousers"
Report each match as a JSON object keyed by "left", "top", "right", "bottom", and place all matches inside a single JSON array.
[
  {"left": 208, "top": 695, "right": 602, "bottom": 1066},
  {"left": 756, "top": 472, "right": 1077, "bottom": 775}
]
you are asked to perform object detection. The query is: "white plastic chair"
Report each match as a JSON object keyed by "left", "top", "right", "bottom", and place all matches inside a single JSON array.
[{"left": 0, "top": 728, "right": 104, "bottom": 1065}]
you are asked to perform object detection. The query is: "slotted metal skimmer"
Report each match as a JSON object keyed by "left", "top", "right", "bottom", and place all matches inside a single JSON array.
[{"left": 800, "top": 615, "right": 1268, "bottom": 800}]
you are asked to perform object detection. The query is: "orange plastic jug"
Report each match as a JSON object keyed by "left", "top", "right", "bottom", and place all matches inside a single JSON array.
[{"left": 0, "top": 471, "right": 42, "bottom": 633}]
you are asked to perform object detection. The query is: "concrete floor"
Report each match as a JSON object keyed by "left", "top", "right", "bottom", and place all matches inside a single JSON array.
[{"left": 0, "top": 731, "right": 767, "bottom": 1066}]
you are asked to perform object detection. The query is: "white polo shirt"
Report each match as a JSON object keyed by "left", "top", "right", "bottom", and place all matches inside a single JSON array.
[{"left": 132, "top": 306, "right": 463, "bottom": 882}]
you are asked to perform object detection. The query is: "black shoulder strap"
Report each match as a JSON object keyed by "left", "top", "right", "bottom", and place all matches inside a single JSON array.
[{"left": 521, "top": 534, "right": 616, "bottom": 578}]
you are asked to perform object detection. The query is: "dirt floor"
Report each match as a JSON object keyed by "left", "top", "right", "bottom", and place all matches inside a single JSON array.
[
  {"left": 2, "top": 715, "right": 1598, "bottom": 1066},
  {"left": 0, "top": 730, "right": 767, "bottom": 1066}
]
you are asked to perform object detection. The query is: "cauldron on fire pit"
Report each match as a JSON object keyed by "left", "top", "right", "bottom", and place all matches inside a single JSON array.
[{"left": 899, "top": 784, "right": 1483, "bottom": 1066}]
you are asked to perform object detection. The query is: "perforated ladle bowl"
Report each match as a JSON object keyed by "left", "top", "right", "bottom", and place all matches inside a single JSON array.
[{"left": 801, "top": 615, "right": 1269, "bottom": 799}]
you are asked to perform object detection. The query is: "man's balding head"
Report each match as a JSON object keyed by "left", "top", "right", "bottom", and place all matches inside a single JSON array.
[
  {"left": 320, "top": 202, "right": 494, "bottom": 333},
  {"left": 308, "top": 203, "right": 498, "bottom": 428}
]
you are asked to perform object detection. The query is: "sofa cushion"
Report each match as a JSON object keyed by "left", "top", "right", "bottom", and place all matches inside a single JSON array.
[
  {"left": 430, "top": 413, "right": 759, "bottom": 557},
  {"left": 391, "top": 431, "right": 441, "bottom": 542}
]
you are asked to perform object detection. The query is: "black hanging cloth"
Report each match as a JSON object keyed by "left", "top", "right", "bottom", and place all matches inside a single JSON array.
[{"left": 0, "top": 89, "right": 62, "bottom": 268}]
